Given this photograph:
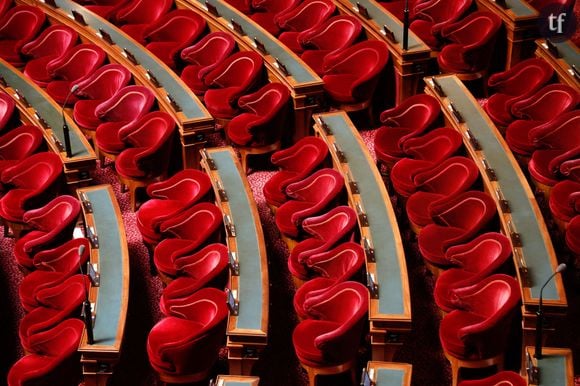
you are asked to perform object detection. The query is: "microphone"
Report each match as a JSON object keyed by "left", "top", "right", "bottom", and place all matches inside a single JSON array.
[
  {"left": 78, "top": 244, "right": 94, "bottom": 345},
  {"left": 535, "top": 263, "right": 566, "bottom": 359},
  {"left": 61, "top": 84, "right": 79, "bottom": 158},
  {"left": 402, "top": 0, "right": 409, "bottom": 51}
]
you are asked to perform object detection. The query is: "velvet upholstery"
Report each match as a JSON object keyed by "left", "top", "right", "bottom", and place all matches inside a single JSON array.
[
  {"left": 293, "top": 277, "right": 336, "bottom": 320},
  {"left": 0, "top": 125, "right": 44, "bottom": 174},
  {"left": 250, "top": 0, "right": 301, "bottom": 36},
  {"left": 439, "top": 275, "right": 521, "bottom": 361},
  {"left": 322, "top": 40, "right": 389, "bottom": 105},
  {"left": 147, "top": 287, "right": 228, "bottom": 382},
  {"left": 511, "top": 84, "right": 578, "bottom": 122},
  {"left": 528, "top": 110, "right": 580, "bottom": 151},
  {"left": 566, "top": 215, "right": 580, "bottom": 255},
  {"left": 203, "top": 51, "right": 264, "bottom": 119},
  {"left": 137, "top": 169, "right": 212, "bottom": 245},
  {"left": 7, "top": 319, "right": 84, "bottom": 386},
  {"left": 45, "top": 43, "right": 107, "bottom": 104},
  {"left": 0, "top": 152, "right": 63, "bottom": 223},
  {"left": 457, "top": 371, "right": 526, "bottom": 386},
  {"left": 410, "top": 0, "right": 472, "bottom": 48},
  {"left": 0, "top": 91, "right": 15, "bottom": 132},
  {"left": 84, "top": 0, "right": 130, "bottom": 20},
  {"left": 417, "top": 190, "right": 498, "bottom": 266},
  {"left": 0, "top": 5, "right": 46, "bottom": 67},
  {"left": 226, "top": 82, "right": 291, "bottom": 146},
  {"left": 437, "top": 11, "right": 502, "bottom": 75},
  {"left": 528, "top": 146, "right": 580, "bottom": 188},
  {"left": 153, "top": 202, "right": 223, "bottom": 274},
  {"left": 298, "top": 15, "right": 362, "bottom": 74},
  {"left": 275, "top": 168, "right": 345, "bottom": 238},
  {"left": 115, "top": 0, "right": 172, "bottom": 25},
  {"left": 141, "top": 9, "right": 207, "bottom": 69},
  {"left": 263, "top": 136, "right": 329, "bottom": 207},
  {"left": 72, "top": 64, "right": 133, "bottom": 131},
  {"left": 180, "top": 32, "right": 236, "bottom": 95},
  {"left": 379, "top": 0, "right": 430, "bottom": 20},
  {"left": 302, "top": 241, "right": 364, "bottom": 282},
  {"left": 401, "top": 127, "right": 463, "bottom": 163},
  {"left": 13, "top": 195, "right": 81, "bottom": 269},
  {"left": 549, "top": 180, "right": 580, "bottom": 223},
  {"left": 21, "top": 25, "right": 78, "bottom": 87},
  {"left": 292, "top": 281, "right": 368, "bottom": 367}
]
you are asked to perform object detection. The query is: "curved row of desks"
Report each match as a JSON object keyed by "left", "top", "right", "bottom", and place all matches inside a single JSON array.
[
  {"left": 19, "top": 0, "right": 215, "bottom": 168},
  {"left": 535, "top": 38, "right": 580, "bottom": 89},
  {"left": 201, "top": 147, "right": 269, "bottom": 375},
  {"left": 0, "top": 58, "right": 96, "bottom": 184},
  {"left": 313, "top": 111, "right": 411, "bottom": 361},
  {"left": 75, "top": 184, "right": 130, "bottom": 386},
  {"left": 424, "top": 74, "right": 567, "bottom": 364}
]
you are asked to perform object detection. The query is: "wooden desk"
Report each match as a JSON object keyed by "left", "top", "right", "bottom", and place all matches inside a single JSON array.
[
  {"left": 535, "top": 39, "right": 580, "bottom": 89},
  {"left": 525, "top": 347, "right": 574, "bottom": 386},
  {"left": 0, "top": 58, "right": 96, "bottom": 185},
  {"left": 424, "top": 75, "right": 567, "bottom": 362},
  {"left": 179, "top": 0, "right": 324, "bottom": 140},
  {"left": 213, "top": 375, "right": 260, "bottom": 386},
  {"left": 76, "top": 185, "right": 130, "bottom": 386},
  {"left": 313, "top": 111, "right": 411, "bottom": 361},
  {"left": 334, "top": 0, "right": 432, "bottom": 103},
  {"left": 365, "top": 361, "right": 412, "bottom": 385},
  {"left": 201, "top": 147, "right": 268, "bottom": 375},
  {"left": 19, "top": 0, "right": 215, "bottom": 169},
  {"left": 475, "top": 0, "right": 540, "bottom": 69}
]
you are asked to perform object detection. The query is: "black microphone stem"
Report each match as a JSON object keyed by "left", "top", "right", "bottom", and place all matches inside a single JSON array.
[
  {"left": 61, "top": 86, "right": 77, "bottom": 158},
  {"left": 535, "top": 264, "right": 566, "bottom": 359},
  {"left": 403, "top": 0, "right": 409, "bottom": 51}
]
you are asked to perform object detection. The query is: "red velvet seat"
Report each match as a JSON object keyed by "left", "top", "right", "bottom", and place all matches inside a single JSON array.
[
  {"left": 13, "top": 195, "right": 81, "bottom": 270},
  {"left": 437, "top": 12, "right": 502, "bottom": 81},
  {"left": 250, "top": 0, "right": 300, "bottom": 36},
  {"left": 72, "top": 64, "right": 133, "bottom": 132},
  {"left": 434, "top": 232, "right": 512, "bottom": 312},
  {"left": 263, "top": 136, "right": 329, "bottom": 207},
  {"left": 288, "top": 206, "right": 358, "bottom": 280},
  {"left": 549, "top": 180, "right": 580, "bottom": 225},
  {"left": 401, "top": 127, "right": 463, "bottom": 163},
  {"left": 292, "top": 281, "right": 368, "bottom": 383},
  {"left": 389, "top": 158, "right": 435, "bottom": 197},
  {"left": 0, "top": 91, "right": 15, "bottom": 132},
  {"left": 19, "top": 238, "right": 89, "bottom": 312},
  {"left": 410, "top": 0, "right": 472, "bottom": 49},
  {"left": 153, "top": 202, "right": 223, "bottom": 275},
  {"left": 226, "top": 83, "right": 291, "bottom": 171},
  {"left": 374, "top": 94, "right": 441, "bottom": 166},
  {"left": 84, "top": 0, "right": 129, "bottom": 20},
  {"left": 565, "top": 215, "right": 580, "bottom": 256},
  {"left": 224, "top": 0, "right": 252, "bottom": 13},
  {"left": 147, "top": 287, "right": 228, "bottom": 383},
  {"left": 7, "top": 318, "right": 84, "bottom": 386},
  {"left": 137, "top": 169, "right": 212, "bottom": 245},
  {"left": 115, "top": 0, "right": 172, "bottom": 28},
  {"left": 528, "top": 110, "right": 580, "bottom": 151},
  {"left": 293, "top": 277, "right": 336, "bottom": 320},
  {"left": 0, "top": 152, "right": 63, "bottom": 226},
  {"left": 18, "top": 274, "right": 87, "bottom": 352},
  {"left": 298, "top": 15, "right": 362, "bottom": 74},
  {"left": 21, "top": 25, "right": 78, "bottom": 87},
  {"left": 405, "top": 157, "right": 480, "bottom": 230},
  {"left": 141, "top": 9, "right": 207, "bottom": 69},
  {"left": 180, "top": 32, "right": 236, "bottom": 95},
  {"left": 276, "top": 0, "right": 336, "bottom": 54},
  {"left": 45, "top": 43, "right": 107, "bottom": 105},
  {"left": 301, "top": 241, "right": 364, "bottom": 283},
  {"left": 439, "top": 275, "right": 521, "bottom": 385},
  {"left": 203, "top": 51, "right": 264, "bottom": 119},
  {"left": 322, "top": 40, "right": 389, "bottom": 116},
  {"left": 158, "top": 243, "right": 229, "bottom": 306},
  {"left": 0, "top": 5, "right": 46, "bottom": 67},
  {"left": 379, "top": 0, "right": 430, "bottom": 20},
  {"left": 457, "top": 371, "right": 526, "bottom": 386},
  {"left": 417, "top": 190, "right": 498, "bottom": 267},
  {"left": 0, "top": 0, "right": 11, "bottom": 19},
  {"left": 0, "top": 125, "right": 44, "bottom": 174},
  {"left": 89, "top": 85, "right": 156, "bottom": 143},
  {"left": 275, "top": 168, "right": 345, "bottom": 238},
  {"left": 528, "top": 146, "right": 580, "bottom": 194}
]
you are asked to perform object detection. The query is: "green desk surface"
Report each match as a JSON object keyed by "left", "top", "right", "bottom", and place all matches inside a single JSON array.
[
  {"left": 552, "top": 40, "right": 580, "bottom": 69},
  {"left": 503, "top": 0, "right": 537, "bottom": 17},
  {"left": 193, "top": 0, "right": 319, "bottom": 84},
  {"left": 318, "top": 112, "right": 409, "bottom": 319},
  {"left": 49, "top": 0, "right": 210, "bottom": 121},
  {"left": 336, "top": 0, "right": 428, "bottom": 52},
  {"left": 538, "top": 354, "right": 569, "bottom": 386},
  {"left": 367, "top": 361, "right": 412, "bottom": 385},
  {"left": 207, "top": 148, "right": 267, "bottom": 335},
  {"left": 376, "top": 368, "right": 406, "bottom": 385},
  {"left": 0, "top": 58, "right": 92, "bottom": 158},
  {"left": 216, "top": 378, "right": 259, "bottom": 386},
  {"left": 434, "top": 76, "right": 561, "bottom": 303},
  {"left": 78, "top": 185, "right": 128, "bottom": 349}
]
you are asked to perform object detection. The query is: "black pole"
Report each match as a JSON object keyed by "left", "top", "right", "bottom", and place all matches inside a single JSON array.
[
  {"left": 535, "top": 263, "right": 566, "bottom": 359},
  {"left": 62, "top": 113, "right": 72, "bottom": 158},
  {"left": 403, "top": 0, "right": 409, "bottom": 51},
  {"left": 82, "top": 299, "right": 94, "bottom": 344}
]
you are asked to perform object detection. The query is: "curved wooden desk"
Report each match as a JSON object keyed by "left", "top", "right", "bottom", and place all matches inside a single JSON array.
[
  {"left": 525, "top": 347, "right": 574, "bottom": 386},
  {"left": 179, "top": 0, "right": 324, "bottom": 140},
  {"left": 313, "top": 111, "right": 411, "bottom": 361},
  {"left": 424, "top": 74, "right": 567, "bottom": 364},
  {"left": 0, "top": 58, "right": 96, "bottom": 185},
  {"left": 213, "top": 375, "right": 260, "bottom": 386},
  {"left": 535, "top": 39, "right": 579, "bottom": 89},
  {"left": 201, "top": 147, "right": 269, "bottom": 375},
  {"left": 363, "top": 361, "right": 412, "bottom": 386},
  {"left": 19, "top": 0, "right": 215, "bottom": 168},
  {"left": 76, "top": 184, "right": 130, "bottom": 386},
  {"left": 333, "top": 0, "right": 432, "bottom": 103}
]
